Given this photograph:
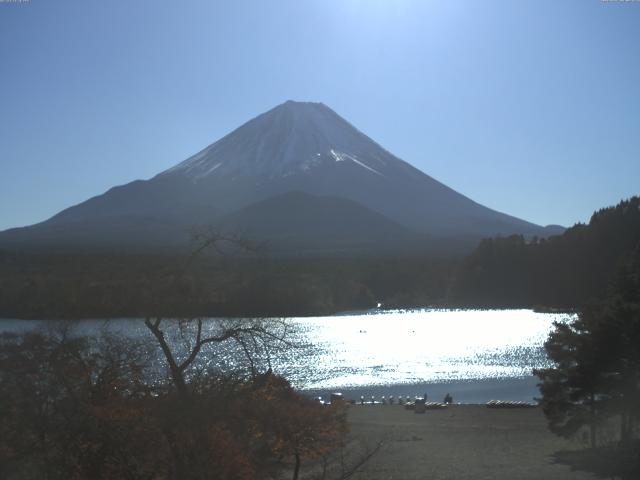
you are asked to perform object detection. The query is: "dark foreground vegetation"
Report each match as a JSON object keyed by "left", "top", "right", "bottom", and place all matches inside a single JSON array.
[
  {"left": 534, "top": 243, "right": 640, "bottom": 478},
  {"left": 0, "top": 318, "right": 383, "bottom": 480}
]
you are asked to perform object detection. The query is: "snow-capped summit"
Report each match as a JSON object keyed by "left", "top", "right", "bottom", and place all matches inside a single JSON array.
[
  {"left": 160, "top": 101, "right": 390, "bottom": 181},
  {"left": 0, "top": 101, "right": 563, "bottom": 254}
]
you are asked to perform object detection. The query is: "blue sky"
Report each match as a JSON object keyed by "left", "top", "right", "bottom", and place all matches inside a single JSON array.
[{"left": 0, "top": 0, "right": 638, "bottom": 230}]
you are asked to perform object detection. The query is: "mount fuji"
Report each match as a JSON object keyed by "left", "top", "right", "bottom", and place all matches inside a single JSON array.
[{"left": 0, "top": 101, "right": 563, "bottom": 255}]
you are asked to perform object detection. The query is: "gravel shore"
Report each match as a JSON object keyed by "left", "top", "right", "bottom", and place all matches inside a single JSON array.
[{"left": 345, "top": 404, "right": 595, "bottom": 480}]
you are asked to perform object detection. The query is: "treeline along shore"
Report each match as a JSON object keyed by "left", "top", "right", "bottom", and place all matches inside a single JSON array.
[
  {"left": 0, "top": 196, "right": 638, "bottom": 319},
  {"left": 0, "top": 252, "right": 453, "bottom": 319}
]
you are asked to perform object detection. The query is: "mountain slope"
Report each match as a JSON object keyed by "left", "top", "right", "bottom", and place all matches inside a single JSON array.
[
  {"left": 0, "top": 100, "right": 561, "bottom": 254},
  {"left": 216, "top": 191, "right": 425, "bottom": 255}
]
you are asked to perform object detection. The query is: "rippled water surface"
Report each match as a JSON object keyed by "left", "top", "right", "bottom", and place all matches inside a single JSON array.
[
  {"left": 1, "top": 309, "right": 573, "bottom": 393},
  {"left": 283, "top": 309, "right": 573, "bottom": 390}
]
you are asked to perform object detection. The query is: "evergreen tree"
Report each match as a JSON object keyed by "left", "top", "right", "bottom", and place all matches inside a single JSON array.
[{"left": 535, "top": 245, "right": 640, "bottom": 448}]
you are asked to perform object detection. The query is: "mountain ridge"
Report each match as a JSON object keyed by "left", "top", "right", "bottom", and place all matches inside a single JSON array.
[{"left": 0, "top": 100, "right": 563, "bottom": 255}]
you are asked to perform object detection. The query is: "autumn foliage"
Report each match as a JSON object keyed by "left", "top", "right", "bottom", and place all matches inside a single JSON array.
[{"left": 0, "top": 330, "right": 347, "bottom": 480}]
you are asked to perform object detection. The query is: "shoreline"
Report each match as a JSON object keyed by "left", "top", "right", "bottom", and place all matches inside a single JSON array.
[{"left": 303, "top": 376, "right": 541, "bottom": 404}]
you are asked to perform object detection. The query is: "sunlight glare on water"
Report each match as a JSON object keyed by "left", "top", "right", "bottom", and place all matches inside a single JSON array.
[
  {"left": 0, "top": 309, "right": 574, "bottom": 393},
  {"left": 285, "top": 309, "right": 573, "bottom": 390}
]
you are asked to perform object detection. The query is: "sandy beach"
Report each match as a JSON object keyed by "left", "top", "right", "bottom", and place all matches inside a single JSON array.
[{"left": 344, "top": 404, "right": 595, "bottom": 480}]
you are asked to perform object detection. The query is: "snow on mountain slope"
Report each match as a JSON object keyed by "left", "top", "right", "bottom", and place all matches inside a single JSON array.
[{"left": 160, "top": 101, "right": 390, "bottom": 181}]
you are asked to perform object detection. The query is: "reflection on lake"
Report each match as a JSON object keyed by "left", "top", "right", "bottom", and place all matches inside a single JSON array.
[
  {"left": 0, "top": 309, "right": 573, "bottom": 394},
  {"left": 288, "top": 309, "right": 572, "bottom": 391}
]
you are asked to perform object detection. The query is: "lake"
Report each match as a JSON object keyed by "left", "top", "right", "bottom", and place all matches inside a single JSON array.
[{"left": 0, "top": 309, "right": 573, "bottom": 403}]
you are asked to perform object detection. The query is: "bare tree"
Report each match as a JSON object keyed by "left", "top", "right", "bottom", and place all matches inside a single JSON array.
[
  {"left": 143, "top": 227, "right": 306, "bottom": 394},
  {"left": 143, "top": 316, "right": 296, "bottom": 395}
]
